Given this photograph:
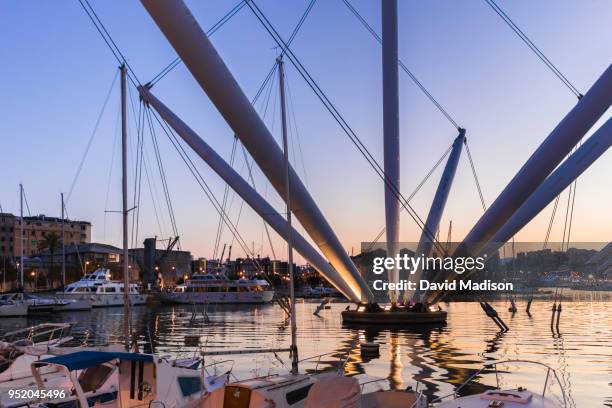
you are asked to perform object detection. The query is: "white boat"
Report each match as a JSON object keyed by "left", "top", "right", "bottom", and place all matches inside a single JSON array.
[
  {"left": 0, "top": 293, "right": 29, "bottom": 317},
  {"left": 28, "top": 350, "right": 229, "bottom": 408},
  {"left": 198, "top": 370, "right": 427, "bottom": 408},
  {"left": 58, "top": 268, "right": 148, "bottom": 307},
  {"left": 432, "top": 360, "right": 567, "bottom": 407},
  {"left": 159, "top": 273, "right": 275, "bottom": 304}
]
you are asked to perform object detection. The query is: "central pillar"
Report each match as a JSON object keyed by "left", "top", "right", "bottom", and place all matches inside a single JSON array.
[{"left": 382, "top": 0, "right": 400, "bottom": 303}]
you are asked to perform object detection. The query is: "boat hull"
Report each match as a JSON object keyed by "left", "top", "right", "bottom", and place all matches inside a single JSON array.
[
  {"left": 341, "top": 309, "right": 447, "bottom": 325},
  {"left": 0, "top": 303, "right": 29, "bottom": 317},
  {"left": 158, "top": 290, "right": 275, "bottom": 304},
  {"left": 57, "top": 293, "right": 148, "bottom": 307}
]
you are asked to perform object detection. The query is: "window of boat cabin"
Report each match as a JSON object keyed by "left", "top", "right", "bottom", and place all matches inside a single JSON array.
[{"left": 105, "top": 287, "right": 116, "bottom": 293}]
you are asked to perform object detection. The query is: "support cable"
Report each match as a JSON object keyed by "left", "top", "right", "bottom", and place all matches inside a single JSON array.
[
  {"left": 246, "top": 0, "right": 447, "bottom": 256},
  {"left": 365, "top": 143, "right": 453, "bottom": 252},
  {"left": 148, "top": 0, "right": 249, "bottom": 86},
  {"left": 483, "top": 0, "right": 582, "bottom": 99},
  {"left": 77, "top": 0, "right": 141, "bottom": 87},
  {"left": 465, "top": 140, "right": 487, "bottom": 211},
  {"left": 341, "top": 0, "right": 461, "bottom": 130}
]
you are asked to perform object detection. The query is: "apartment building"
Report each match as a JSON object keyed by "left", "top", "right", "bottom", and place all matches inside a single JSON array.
[{"left": 0, "top": 213, "right": 91, "bottom": 258}]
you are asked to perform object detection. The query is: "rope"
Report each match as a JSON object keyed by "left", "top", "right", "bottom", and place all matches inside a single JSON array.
[
  {"left": 67, "top": 70, "right": 119, "bottom": 205},
  {"left": 246, "top": 0, "right": 448, "bottom": 256},
  {"left": 483, "top": 0, "right": 582, "bottom": 99},
  {"left": 341, "top": 0, "right": 461, "bottom": 130},
  {"left": 465, "top": 140, "right": 486, "bottom": 211}
]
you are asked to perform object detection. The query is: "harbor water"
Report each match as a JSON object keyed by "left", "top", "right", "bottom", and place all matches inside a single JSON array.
[{"left": 1, "top": 294, "right": 610, "bottom": 406}]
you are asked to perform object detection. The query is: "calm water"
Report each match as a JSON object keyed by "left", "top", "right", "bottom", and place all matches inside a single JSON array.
[{"left": 2, "top": 292, "right": 610, "bottom": 406}]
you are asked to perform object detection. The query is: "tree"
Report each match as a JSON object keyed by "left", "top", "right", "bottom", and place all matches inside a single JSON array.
[{"left": 38, "top": 233, "right": 61, "bottom": 284}]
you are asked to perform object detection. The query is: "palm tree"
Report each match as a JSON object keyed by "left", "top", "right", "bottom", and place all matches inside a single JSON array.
[{"left": 38, "top": 233, "right": 61, "bottom": 286}]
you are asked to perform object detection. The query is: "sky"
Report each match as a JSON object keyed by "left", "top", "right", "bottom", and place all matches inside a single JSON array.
[{"left": 0, "top": 0, "right": 610, "bottom": 261}]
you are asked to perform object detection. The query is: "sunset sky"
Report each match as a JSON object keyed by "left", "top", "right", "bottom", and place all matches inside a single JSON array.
[{"left": 1, "top": 0, "right": 610, "bottom": 261}]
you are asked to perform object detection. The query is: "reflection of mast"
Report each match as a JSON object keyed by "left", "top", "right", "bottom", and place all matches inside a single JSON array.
[{"left": 388, "top": 332, "right": 403, "bottom": 390}]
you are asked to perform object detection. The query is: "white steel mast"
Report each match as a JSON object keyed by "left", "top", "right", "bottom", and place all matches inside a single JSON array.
[
  {"left": 61, "top": 192, "right": 66, "bottom": 289},
  {"left": 19, "top": 183, "right": 24, "bottom": 289},
  {"left": 278, "top": 56, "right": 298, "bottom": 374},
  {"left": 121, "top": 63, "right": 131, "bottom": 351}
]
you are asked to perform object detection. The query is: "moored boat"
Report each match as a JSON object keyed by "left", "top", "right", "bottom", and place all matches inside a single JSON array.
[
  {"left": 159, "top": 272, "right": 274, "bottom": 304},
  {"left": 58, "top": 268, "right": 147, "bottom": 307},
  {"left": 431, "top": 360, "right": 567, "bottom": 407}
]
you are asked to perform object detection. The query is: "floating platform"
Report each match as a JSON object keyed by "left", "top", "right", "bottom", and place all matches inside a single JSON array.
[{"left": 341, "top": 308, "right": 447, "bottom": 325}]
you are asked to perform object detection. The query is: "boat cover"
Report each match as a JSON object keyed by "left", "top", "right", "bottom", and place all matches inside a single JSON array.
[
  {"left": 305, "top": 376, "right": 361, "bottom": 408},
  {"left": 36, "top": 351, "right": 153, "bottom": 371}
]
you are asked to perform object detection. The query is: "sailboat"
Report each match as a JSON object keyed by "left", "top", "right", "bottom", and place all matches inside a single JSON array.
[
  {"left": 431, "top": 360, "right": 567, "bottom": 407},
  {"left": 25, "top": 63, "right": 230, "bottom": 408},
  {"left": 194, "top": 55, "right": 427, "bottom": 408}
]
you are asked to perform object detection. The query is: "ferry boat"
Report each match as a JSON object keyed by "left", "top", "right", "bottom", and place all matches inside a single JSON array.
[
  {"left": 58, "top": 268, "right": 147, "bottom": 307},
  {"left": 159, "top": 272, "right": 275, "bottom": 304}
]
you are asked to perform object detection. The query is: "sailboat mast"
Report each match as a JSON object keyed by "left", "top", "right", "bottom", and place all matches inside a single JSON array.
[
  {"left": 120, "top": 63, "right": 131, "bottom": 351},
  {"left": 61, "top": 192, "right": 66, "bottom": 288},
  {"left": 278, "top": 56, "right": 298, "bottom": 374},
  {"left": 19, "top": 184, "right": 24, "bottom": 289}
]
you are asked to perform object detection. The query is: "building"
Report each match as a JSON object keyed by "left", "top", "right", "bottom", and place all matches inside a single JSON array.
[
  {"left": 0, "top": 213, "right": 16, "bottom": 258},
  {"left": 129, "top": 240, "right": 192, "bottom": 287},
  {"left": 0, "top": 213, "right": 91, "bottom": 258}
]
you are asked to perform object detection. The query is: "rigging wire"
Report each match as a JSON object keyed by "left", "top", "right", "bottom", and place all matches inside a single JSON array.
[
  {"left": 147, "top": 106, "right": 258, "bottom": 260},
  {"left": 127, "top": 88, "right": 146, "bottom": 250},
  {"left": 543, "top": 196, "right": 560, "bottom": 249},
  {"left": 246, "top": 0, "right": 448, "bottom": 256},
  {"left": 67, "top": 70, "right": 119, "bottom": 205},
  {"left": 565, "top": 180, "right": 577, "bottom": 251},
  {"left": 214, "top": 1, "right": 317, "bottom": 260},
  {"left": 285, "top": 70, "right": 310, "bottom": 187},
  {"left": 103, "top": 99, "right": 122, "bottom": 241},
  {"left": 365, "top": 143, "right": 453, "bottom": 252},
  {"left": 213, "top": 138, "right": 238, "bottom": 260},
  {"left": 483, "top": 0, "right": 582, "bottom": 99},
  {"left": 77, "top": 0, "right": 141, "bottom": 87},
  {"left": 144, "top": 108, "right": 181, "bottom": 243},
  {"left": 148, "top": 0, "right": 249, "bottom": 86},
  {"left": 341, "top": 0, "right": 461, "bottom": 130},
  {"left": 22, "top": 187, "right": 32, "bottom": 217},
  {"left": 465, "top": 140, "right": 487, "bottom": 211}
]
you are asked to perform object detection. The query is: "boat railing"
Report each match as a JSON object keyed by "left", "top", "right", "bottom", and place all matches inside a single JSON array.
[
  {"left": 298, "top": 351, "right": 347, "bottom": 373},
  {"left": 430, "top": 359, "right": 567, "bottom": 407},
  {"left": 2, "top": 323, "right": 73, "bottom": 346}
]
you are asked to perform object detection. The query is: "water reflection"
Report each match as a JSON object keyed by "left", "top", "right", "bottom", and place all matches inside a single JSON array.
[{"left": 0, "top": 297, "right": 610, "bottom": 405}]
